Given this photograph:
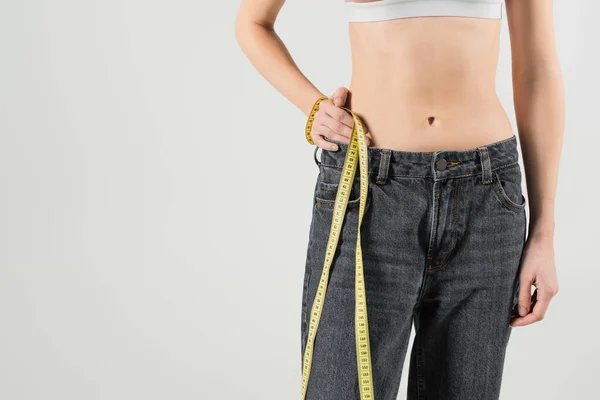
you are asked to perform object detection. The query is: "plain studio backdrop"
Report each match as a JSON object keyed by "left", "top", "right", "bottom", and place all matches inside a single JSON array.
[{"left": 0, "top": 1, "right": 598, "bottom": 399}]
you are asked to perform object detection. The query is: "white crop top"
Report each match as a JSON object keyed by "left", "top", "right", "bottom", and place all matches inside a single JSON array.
[{"left": 345, "top": 0, "right": 504, "bottom": 22}]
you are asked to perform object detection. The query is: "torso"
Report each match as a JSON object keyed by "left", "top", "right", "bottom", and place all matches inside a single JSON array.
[{"left": 345, "top": 1, "right": 513, "bottom": 151}]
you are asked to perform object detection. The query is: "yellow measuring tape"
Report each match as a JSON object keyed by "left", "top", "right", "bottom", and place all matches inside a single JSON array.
[{"left": 302, "top": 97, "right": 374, "bottom": 399}]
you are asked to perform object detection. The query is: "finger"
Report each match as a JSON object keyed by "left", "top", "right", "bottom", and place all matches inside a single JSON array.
[
  {"left": 324, "top": 124, "right": 372, "bottom": 147},
  {"left": 517, "top": 274, "right": 534, "bottom": 317},
  {"left": 510, "top": 289, "right": 550, "bottom": 327},
  {"left": 320, "top": 114, "right": 354, "bottom": 139},
  {"left": 313, "top": 106, "right": 349, "bottom": 140},
  {"left": 365, "top": 131, "right": 373, "bottom": 146},
  {"left": 320, "top": 100, "right": 355, "bottom": 129},
  {"left": 311, "top": 128, "right": 339, "bottom": 152},
  {"left": 529, "top": 287, "right": 538, "bottom": 313},
  {"left": 331, "top": 87, "right": 349, "bottom": 107},
  {"left": 317, "top": 125, "right": 351, "bottom": 145}
]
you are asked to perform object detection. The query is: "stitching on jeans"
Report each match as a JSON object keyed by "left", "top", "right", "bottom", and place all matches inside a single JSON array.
[
  {"left": 376, "top": 150, "right": 391, "bottom": 184},
  {"left": 390, "top": 174, "right": 434, "bottom": 178},
  {"left": 394, "top": 162, "right": 519, "bottom": 180},
  {"left": 390, "top": 174, "right": 433, "bottom": 178},
  {"left": 376, "top": 154, "right": 385, "bottom": 184},
  {"left": 314, "top": 196, "right": 361, "bottom": 209},
  {"left": 441, "top": 172, "right": 476, "bottom": 179},
  {"left": 425, "top": 185, "right": 440, "bottom": 270},
  {"left": 426, "top": 179, "right": 467, "bottom": 272},
  {"left": 319, "top": 162, "right": 344, "bottom": 168},
  {"left": 493, "top": 161, "right": 519, "bottom": 171},
  {"left": 483, "top": 149, "right": 493, "bottom": 184},
  {"left": 491, "top": 171, "right": 527, "bottom": 212},
  {"left": 322, "top": 161, "right": 519, "bottom": 178},
  {"left": 434, "top": 179, "right": 461, "bottom": 271},
  {"left": 301, "top": 259, "right": 311, "bottom": 355}
]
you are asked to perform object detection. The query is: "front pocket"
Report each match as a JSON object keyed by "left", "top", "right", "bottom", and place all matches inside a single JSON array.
[
  {"left": 314, "top": 180, "right": 362, "bottom": 209},
  {"left": 491, "top": 168, "right": 526, "bottom": 213},
  {"left": 314, "top": 165, "right": 365, "bottom": 209}
]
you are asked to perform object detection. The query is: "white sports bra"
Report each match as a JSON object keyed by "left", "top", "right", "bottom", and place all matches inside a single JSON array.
[{"left": 345, "top": 0, "right": 504, "bottom": 22}]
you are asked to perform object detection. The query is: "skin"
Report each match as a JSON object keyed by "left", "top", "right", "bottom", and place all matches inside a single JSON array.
[{"left": 234, "top": 0, "right": 563, "bottom": 328}]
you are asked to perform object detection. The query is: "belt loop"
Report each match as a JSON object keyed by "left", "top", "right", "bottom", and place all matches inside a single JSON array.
[
  {"left": 376, "top": 149, "right": 391, "bottom": 185},
  {"left": 313, "top": 145, "right": 321, "bottom": 167},
  {"left": 478, "top": 146, "right": 492, "bottom": 185}
]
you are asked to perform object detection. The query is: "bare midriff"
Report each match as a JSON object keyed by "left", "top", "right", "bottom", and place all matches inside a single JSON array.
[{"left": 346, "top": 12, "right": 514, "bottom": 152}]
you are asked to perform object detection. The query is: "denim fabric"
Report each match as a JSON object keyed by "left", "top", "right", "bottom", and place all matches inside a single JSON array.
[{"left": 301, "top": 135, "right": 527, "bottom": 400}]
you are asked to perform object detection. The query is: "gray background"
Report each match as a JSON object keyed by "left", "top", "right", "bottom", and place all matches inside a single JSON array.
[{"left": 0, "top": 1, "right": 597, "bottom": 399}]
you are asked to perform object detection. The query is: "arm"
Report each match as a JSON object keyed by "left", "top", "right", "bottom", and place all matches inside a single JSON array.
[
  {"left": 234, "top": 0, "right": 360, "bottom": 150},
  {"left": 506, "top": 0, "right": 564, "bottom": 326},
  {"left": 234, "top": 0, "right": 323, "bottom": 116},
  {"left": 506, "top": 0, "right": 565, "bottom": 239}
]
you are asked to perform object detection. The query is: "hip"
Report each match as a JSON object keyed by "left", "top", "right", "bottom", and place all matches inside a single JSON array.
[{"left": 309, "top": 133, "right": 528, "bottom": 272}]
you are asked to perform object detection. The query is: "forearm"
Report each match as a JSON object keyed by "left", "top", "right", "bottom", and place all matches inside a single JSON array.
[
  {"left": 234, "top": 20, "right": 323, "bottom": 116},
  {"left": 513, "top": 70, "right": 565, "bottom": 239}
]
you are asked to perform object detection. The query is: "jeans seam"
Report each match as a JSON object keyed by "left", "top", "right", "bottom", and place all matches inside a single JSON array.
[
  {"left": 301, "top": 259, "right": 311, "bottom": 355},
  {"left": 416, "top": 327, "right": 425, "bottom": 399},
  {"left": 301, "top": 211, "right": 315, "bottom": 363},
  {"left": 425, "top": 182, "right": 440, "bottom": 271},
  {"left": 427, "top": 179, "right": 461, "bottom": 272}
]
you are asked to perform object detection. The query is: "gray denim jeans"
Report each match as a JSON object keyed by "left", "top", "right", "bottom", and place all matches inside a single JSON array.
[{"left": 301, "top": 135, "right": 527, "bottom": 400}]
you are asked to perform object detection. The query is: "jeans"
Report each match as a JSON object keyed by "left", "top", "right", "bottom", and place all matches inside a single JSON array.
[{"left": 301, "top": 135, "right": 527, "bottom": 400}]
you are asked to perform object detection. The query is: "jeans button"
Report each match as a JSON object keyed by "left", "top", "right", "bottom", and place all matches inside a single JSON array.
[{"left": 436, "top": 158, "right": 447, "bottom": 171}]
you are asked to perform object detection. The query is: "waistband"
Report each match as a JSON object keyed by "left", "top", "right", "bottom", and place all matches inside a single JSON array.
[{"left": 314, "top": 135, "right": 520, "bottom": 184}]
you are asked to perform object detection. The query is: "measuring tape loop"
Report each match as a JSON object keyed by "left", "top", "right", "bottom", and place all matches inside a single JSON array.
[
  {"left": 302, "top": 103, "right": 374, "bottom": 400},
  {"left": 305, "top": 96, "right": 329, "bottom": 145}
]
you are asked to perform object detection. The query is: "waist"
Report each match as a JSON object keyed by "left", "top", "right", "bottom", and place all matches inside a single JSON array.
[
  {"left": 344, "top": 86, "right": 514, "bottom": 151},
  {"left": 317, "top": 134, "right": 519, "bottom": 181},
  {"left": 344, "top": 17, "right": 511, "bottom": 150}
]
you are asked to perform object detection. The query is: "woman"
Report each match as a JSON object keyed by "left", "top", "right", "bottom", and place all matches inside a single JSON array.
[{"left": 235, "top": 0, "right": 563, "bottom": 399}]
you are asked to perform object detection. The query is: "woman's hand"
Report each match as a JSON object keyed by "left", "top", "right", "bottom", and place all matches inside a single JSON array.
[
  {"left": 309, "top": 87, "right": 372, "bottom": 151},
  {"left": 510, "top": 234, "right": 560, "bottom": 327}
]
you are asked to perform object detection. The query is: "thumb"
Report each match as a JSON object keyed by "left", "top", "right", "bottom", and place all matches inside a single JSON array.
[
  {"left": 517, "top": 275, "right": 534, "bottom": 317},
  {"left": 331, "top": 87, "right": 349, "bottom": 107}
]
